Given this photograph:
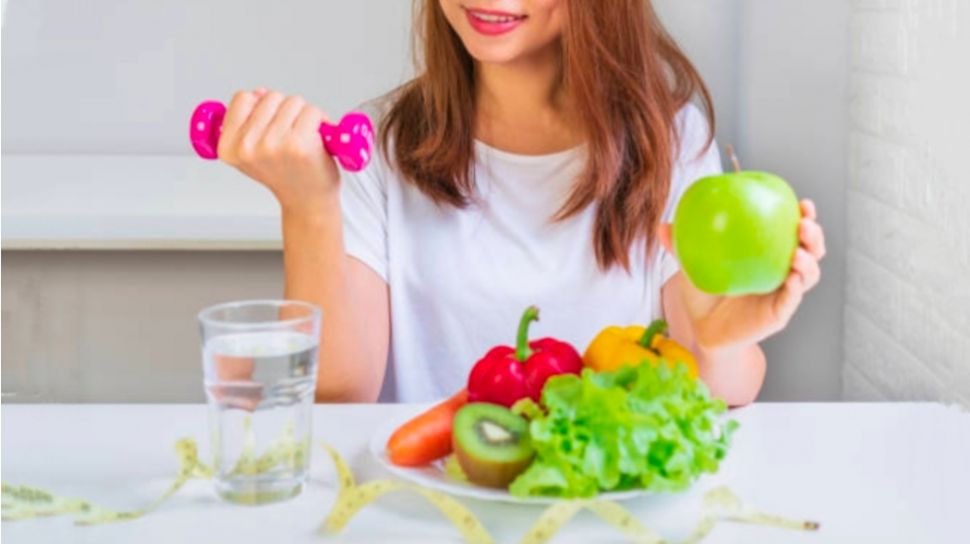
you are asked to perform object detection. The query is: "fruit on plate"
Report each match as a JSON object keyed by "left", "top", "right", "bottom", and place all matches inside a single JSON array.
[
  {"left": 583, "top": 319, "right": 697, "bottom": 377},
  {"left": 386, "top": 388, "right": 468, "bottom": 467},
  {"left": 672, "top": 169, "right": 800, "bottom": 295},
  {"left": 467, "top": 306, "right": 582, "bottom": 407},
  {"left": 452, "top": 403, "right": 535, "bottom": 489}
]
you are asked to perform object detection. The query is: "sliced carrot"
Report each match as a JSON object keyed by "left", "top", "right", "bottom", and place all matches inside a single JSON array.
[{"left": 386, "top": 388, "right": 468, "bottom": 467}]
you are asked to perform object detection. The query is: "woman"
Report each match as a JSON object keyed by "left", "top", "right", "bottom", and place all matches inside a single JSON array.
[{"left": 216, "top": 1, "right": 826, "bottom": 406}]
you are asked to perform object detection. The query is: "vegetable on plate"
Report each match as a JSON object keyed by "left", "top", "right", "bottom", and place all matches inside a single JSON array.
[
  {"left": 508, "top": 362, "right": 736, "bottom": 498},
  {"left": 386, "top": 388, "right": 468, "bottom": 467},
  {"left": 583, "top": 319, "right": 697, "bottom": 377},
  {"left": 467, "top": 306, "right": 583, "bottom": 407}
]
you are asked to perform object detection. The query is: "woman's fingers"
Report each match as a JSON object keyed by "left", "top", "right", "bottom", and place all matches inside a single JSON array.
[
  {"left": 771, "top": 274, "right": 804, "bottom": 326},
  {"left": 768, "top": 247, "right": 817, "bottom": 326},
  {"left": 264, "top": 95, "right": 307, "bottom": 142},
  {"left": 799, "top": 218, "right": 827, "bottom": 260},
  {"left": 800, "top": 199, "right": 817, "bottom": 221},
  {"left": 791, "top": 247, "right": 821, "bottom": 291},
  {"left": 294, "top": 103, "right": 329, "bottom": 143},
  {"left": 212, "top": 88, "right": 342, "bottom": 205},
  {"left": 218, "top": 90, "right": 260, "bottom": 162},
  {"left": 236, "top": 91, "right": 285, "bottom": 157}
]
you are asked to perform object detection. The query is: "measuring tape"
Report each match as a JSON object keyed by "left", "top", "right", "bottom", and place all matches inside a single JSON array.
[
  {"left": 3, "top": 437, "right": 818, "bottom": 542},
  {"left": 2, "top": 438, "right": 212, "bottom": 524},
  {"left": 317, "top": 445, "right": 818, "bottom": 544}
]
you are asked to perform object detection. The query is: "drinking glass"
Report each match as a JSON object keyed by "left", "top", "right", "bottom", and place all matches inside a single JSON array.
[{"left": 198, "top": 300, "right": 321, "bottom": 504}]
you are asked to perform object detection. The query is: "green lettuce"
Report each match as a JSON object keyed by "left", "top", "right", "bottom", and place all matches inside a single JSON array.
[{"left": 508, "top": 363, "right": 738, "bottom": 498}]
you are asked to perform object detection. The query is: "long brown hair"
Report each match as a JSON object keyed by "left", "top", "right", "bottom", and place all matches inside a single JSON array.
[{"left": 381, "top": 0, "right": 714, "bottom": 270}]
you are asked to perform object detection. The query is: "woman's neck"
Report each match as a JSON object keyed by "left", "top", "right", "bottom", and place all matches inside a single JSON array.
[{"left": 474, "top": 46, "right": 582, "bottom": 155}]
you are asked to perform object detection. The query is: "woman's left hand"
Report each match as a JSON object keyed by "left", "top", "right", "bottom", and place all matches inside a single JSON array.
[{"left": 659, "top": 199, "right": 827, "bottom": 350}]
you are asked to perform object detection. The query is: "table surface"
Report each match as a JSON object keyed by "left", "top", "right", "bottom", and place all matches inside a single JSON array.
[{"left": 2, "top": 403, "right": 968, "bottom": 543}]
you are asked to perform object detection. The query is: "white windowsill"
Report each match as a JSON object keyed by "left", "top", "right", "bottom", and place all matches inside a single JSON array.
[{"left": 1, "top": 154, "right": 283, "bottom": 250}]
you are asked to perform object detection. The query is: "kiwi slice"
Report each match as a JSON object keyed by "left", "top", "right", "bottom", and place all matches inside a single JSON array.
[{"left": 452, "top": 403, "right": 535, "bottom": 488}]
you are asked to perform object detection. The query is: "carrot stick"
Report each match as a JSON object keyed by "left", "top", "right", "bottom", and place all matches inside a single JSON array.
[{"left": 386, "top": 388, "right": 468, "bottom": 467}]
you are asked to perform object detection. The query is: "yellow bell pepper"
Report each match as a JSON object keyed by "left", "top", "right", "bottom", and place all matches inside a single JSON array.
[{"left": 583, "top": 320, "right": 698, "bottom": 377}]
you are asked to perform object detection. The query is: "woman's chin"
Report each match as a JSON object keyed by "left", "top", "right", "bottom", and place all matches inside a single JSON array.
[
  {"left": 466, "top": 40, "right": 557, "bottom": 68},
  {"left": 464, "top": 43, "right": 525, "bottom": 66}
]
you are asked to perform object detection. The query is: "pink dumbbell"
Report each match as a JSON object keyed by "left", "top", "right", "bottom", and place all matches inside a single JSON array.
[{"left": 189, "top": 100, "right": 374, "bottom": 172}]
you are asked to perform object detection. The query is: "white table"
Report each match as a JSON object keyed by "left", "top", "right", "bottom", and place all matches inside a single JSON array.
[{"left": 2, "top": 403, "right": 968, "bottom": 543}]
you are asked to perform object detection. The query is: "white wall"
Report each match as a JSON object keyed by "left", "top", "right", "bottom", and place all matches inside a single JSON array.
[
  {"left": 655, "top": 0, "right": 741, "bottom": 146},
  {"left": 0, "top": 0, "right": 739, "bottom": 152},
  {"left": 734, "top": 0, "right": 850, "bottom": 400},
  {"left": 1, "top": 0, "right": 415, "bottom": 153},
  {"left": 844, "top": 0, "right": 970, "bottom": 403},
  {"left": 1, "top": 1, "right": 849, "bottom": 402},
  {"left": 0, "top": 0, "right": 741, "bottom": 221}
]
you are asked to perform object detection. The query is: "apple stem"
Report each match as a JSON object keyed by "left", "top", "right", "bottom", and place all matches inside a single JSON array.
[{"left": 726, "top": 145, "right": 742, "bottom": 173}]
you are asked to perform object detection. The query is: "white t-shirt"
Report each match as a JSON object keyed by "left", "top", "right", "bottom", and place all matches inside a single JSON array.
[{"left": 340, "top": 102, "right": 721, "bottom": 402}]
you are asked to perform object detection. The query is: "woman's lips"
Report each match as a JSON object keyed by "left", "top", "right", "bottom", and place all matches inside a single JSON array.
[{"left": 464, "top": 8, "right": 527, "bottom": 36}]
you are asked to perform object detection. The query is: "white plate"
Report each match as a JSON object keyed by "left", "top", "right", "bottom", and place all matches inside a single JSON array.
[{"left": 368, "top": 413, "right": 648, "bottom": 505}]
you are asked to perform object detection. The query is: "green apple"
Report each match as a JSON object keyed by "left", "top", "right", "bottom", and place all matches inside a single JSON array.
[{"left": 672, "top": 171, "right": 800, "bottom": 295}]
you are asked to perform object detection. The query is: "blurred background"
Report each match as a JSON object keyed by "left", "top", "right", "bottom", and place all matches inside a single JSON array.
[{"left": 2, "top": 1, "right": 967, "bottom": 404}]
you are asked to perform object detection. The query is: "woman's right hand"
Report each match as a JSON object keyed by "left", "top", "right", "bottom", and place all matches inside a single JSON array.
[{"left": 218, "top": 88, "right": 341, "bottom": 212}]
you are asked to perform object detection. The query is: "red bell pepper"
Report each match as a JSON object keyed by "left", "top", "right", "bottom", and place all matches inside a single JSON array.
[{"left": 467, "top": 306, "right": 583, "bottom": 407}]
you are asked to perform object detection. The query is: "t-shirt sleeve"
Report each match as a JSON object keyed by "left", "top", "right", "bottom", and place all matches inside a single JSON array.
[
  {"left": 340, "top": 152, "right": 389, "bottom": 282},
  {"left": 658, "top": 104, "right": 723, "bottom": 287}
]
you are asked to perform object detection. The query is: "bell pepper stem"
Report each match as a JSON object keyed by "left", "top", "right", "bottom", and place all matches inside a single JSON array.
[
  {"left": 515, "top": 306, "right": 540, "bottom": 361},
  {"left": 638, "top": 319, "right": 668, "bottom": 349}
]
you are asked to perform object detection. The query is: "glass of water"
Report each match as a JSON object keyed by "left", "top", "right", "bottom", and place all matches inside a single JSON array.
[{"left": 198, "top": 300, "right": 321, "bottom": 505}]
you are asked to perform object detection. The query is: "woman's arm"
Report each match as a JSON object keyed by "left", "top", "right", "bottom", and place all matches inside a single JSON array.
[
  {"left": 662, "top": 274, "right": 767, "bottom": 406},
  {"left": 218, "top": 88, "right": 390, "bottom": 402},
  {"left": 281, "top": 204, "right": 390, "bottom": 402}
]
